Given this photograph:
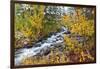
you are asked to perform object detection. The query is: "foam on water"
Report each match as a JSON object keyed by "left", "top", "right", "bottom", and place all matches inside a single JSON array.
[{"left": 15, "top": 26, "right": 68, "bottom": 65}]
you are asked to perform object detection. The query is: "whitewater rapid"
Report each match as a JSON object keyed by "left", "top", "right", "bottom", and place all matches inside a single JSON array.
[{"left": 15, "top": 26, "right": 68, "bottom": 65}]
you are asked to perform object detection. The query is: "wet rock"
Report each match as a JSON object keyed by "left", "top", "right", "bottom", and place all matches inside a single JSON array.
[
  {"left": 15, "top": 26, "right": 68, "bottom": 65},
  {"left": 34, "top": 44, "right": 41, "bottom": 47},
  {"left": 24, "top": 45, "right": 32, "bottom": 48},
  {"left": 64, "top": 31, "right": 71, "bottom": 34},
  {"left": 37, "top": 47, "right": 51, "bottom": 56}
]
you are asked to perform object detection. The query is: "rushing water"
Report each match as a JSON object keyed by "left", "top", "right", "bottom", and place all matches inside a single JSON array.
[{"left": 15, "top": 26, "right": 68, "bottom": 66}]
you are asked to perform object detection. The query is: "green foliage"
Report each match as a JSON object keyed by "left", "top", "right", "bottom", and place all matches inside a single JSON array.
[
  {"left": 15, "top": 4, "right": 95, "bottom": 64},
  {"left": 21, "top": 48, "right": 69, "bottom": 65},
  {"left": 15, "top": 4, "right": 62, "bottom": 48},
  {"left": 15, "top": 4, "right": 46, "bottom": 48},
  {"left": 61, "top": 8, "right": 95, "bottom": 37},
  {"left": 61, "top": 7, "right": 95, "bottom": 63}
]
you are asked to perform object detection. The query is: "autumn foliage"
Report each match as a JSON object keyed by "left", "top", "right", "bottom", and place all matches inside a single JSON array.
[{"left": 15, "top": 4, "right": 95, "bottom": 65}]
